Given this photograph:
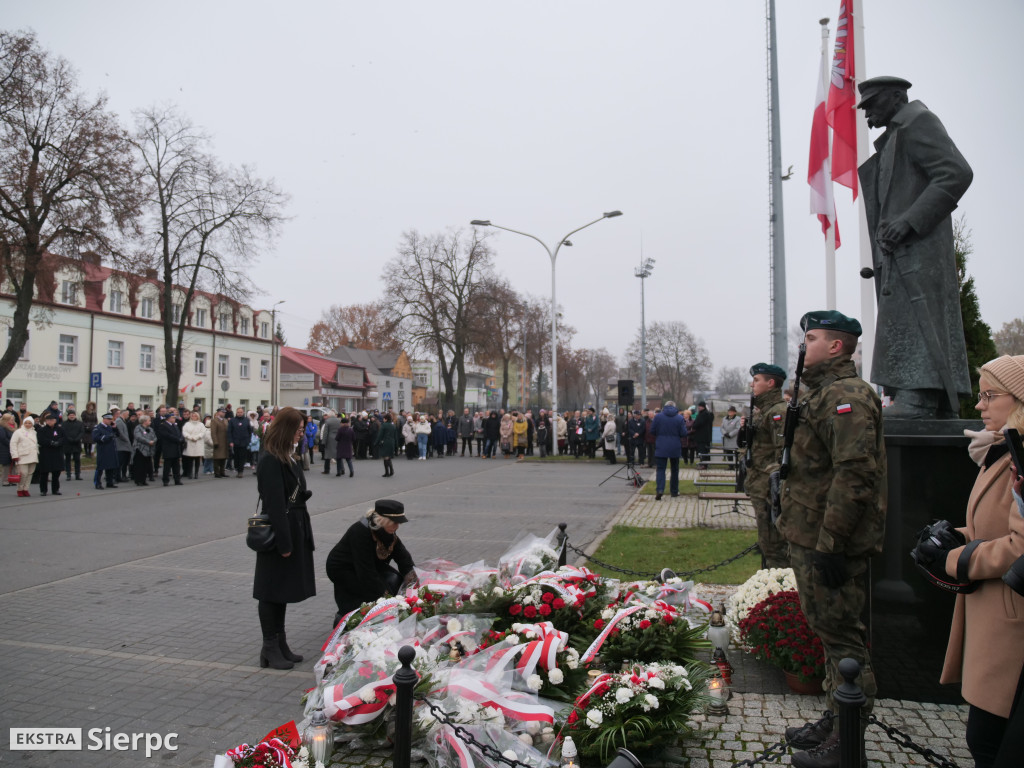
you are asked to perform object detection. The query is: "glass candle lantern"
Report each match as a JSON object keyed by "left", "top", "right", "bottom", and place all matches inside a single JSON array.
[{"left": 304, "top": 707, "right": 334, "bottom": 765}]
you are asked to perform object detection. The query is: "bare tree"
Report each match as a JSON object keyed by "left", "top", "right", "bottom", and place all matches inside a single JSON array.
[
  {"left": 382, "top": 228, "right": 493, "bottom": 411},
  {"left": 625, "top": 321, "right": 712, "bottom": 403},
  {"left": 307, "top": 301, "right": 399, "bottom": 354},
  {"left": 0, "top": 30, "right": 140, "bottom": 381},
  {"left": 131, "top": 105, "right": 288, "bottom": 399},
  {"left": 581, "top": 348, "right": 618, "bottom": 408},
  {"left": 715, "top": 365, "right": 748, "bottom": 395},
  {"left": 473, "top": 277, "right": 525, "bottom": 411},
  {"left": 557, "top": 346, "right": 589, "bottom": 412},
  {"left": 994, "top": 317, "right": 1024, "bottom": 357}
]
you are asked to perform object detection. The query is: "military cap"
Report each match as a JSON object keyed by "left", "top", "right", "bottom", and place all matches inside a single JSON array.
[
  {"left": 856, "top": 76, "right": 912, "bottom": 108},
  {"left": 101, "top": 412, "right": 114, "bottom": 419},
  {"left": 749, "top": 362, "right": 787, "bottom": 379},
  {"left": 800, "top": 309, "right": 862, "bottom": 336},
  {"left": 375, "top": 499, "right": 408, "bottom": 523}
]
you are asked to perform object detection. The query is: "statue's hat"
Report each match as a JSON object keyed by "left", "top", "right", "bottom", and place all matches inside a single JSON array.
[{"left": 857, "top": 76, "right": 912, "bottom": 108}]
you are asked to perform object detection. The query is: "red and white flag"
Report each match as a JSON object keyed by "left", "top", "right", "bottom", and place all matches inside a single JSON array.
[
  {"left": 826, "top": 1, "right": 858, "bottom": 198},
  {"left": 809, "top": 31, "right": 840, "bottom": 247}
]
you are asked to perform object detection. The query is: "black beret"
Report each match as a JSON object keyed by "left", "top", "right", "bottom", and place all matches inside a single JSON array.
[
  {"left": 375, "top": 499, "right": 408, "bottom": 523},
  {"left": 750, "top": 362, "right": 787, "bottom": 379},
  {"left": 800, "top": 310, "right": 862, "bottom": 337}
]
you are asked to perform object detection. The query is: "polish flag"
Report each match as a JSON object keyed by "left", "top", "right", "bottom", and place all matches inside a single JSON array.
[
  {"left": 826, "top": 1, "right": 858, "bottom": 198},
  {"left": 809, "top": 33, "right": 840, "bottom": 247}
]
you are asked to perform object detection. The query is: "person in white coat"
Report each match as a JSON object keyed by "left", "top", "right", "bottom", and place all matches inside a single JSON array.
[
  {"left": 720, "top": 405, "right": 742, "bottom": 462},
  {"left": 181, "top": 411, "right": 207, "bottom": 480},
  {"left": 10, "top": 416, "right": 39, "bottom": 496}
]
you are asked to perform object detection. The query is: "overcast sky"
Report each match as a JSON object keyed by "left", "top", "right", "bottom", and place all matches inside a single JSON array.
[{"left": 5, "top": 0, "right": 1018, "bottom": 384}]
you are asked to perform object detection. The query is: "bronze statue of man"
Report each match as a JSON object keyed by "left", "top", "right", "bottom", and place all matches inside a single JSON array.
[{"left": 857, "top": 76, "right": 973, "bottom": 419}]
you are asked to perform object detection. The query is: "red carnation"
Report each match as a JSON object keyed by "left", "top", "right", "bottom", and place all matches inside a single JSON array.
[
  {"left": 538, "top": 604, "right": 552, "bottom": 616},
  {"left": 639, "top": 619, "right": 651, "bottom": 629},
  {"left": 552, "top": 598, "right": 565, "bottom": 610},
  {"left": 541, "top": 592, "right": 554, "bottom": 603},
  {"left": 524, "top": 605, "right": 538, "bottom": 619},
  {"left": 594, "top": 619, "right": 605, "bottom": 630},
  {"left": 567, "top": 711, "right": 579, "bottom": 724},
  {"left": 509, "top": 604, "right": 523, "bottom": 616}
]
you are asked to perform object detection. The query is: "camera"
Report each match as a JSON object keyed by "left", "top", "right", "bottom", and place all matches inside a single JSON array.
[{"left": 1004, "top": 554, "right": 1024, "bottom": 596}]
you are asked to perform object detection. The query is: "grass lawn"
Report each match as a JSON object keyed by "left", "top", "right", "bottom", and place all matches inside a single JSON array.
[
  {"left": 586, "top": 526, "right": 761, "bottom": 586},
  {"left": 520, "top": 455, "right": 616, "bottom": 463}
]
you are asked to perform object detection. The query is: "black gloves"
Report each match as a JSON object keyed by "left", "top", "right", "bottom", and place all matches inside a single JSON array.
[{"left": 813, "top": 551, "right": 848, "bottom": 589}]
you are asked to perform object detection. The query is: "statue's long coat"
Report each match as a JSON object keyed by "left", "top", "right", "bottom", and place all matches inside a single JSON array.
[{"left": 859, "top": 100, "right": 973, "bottom": 402}]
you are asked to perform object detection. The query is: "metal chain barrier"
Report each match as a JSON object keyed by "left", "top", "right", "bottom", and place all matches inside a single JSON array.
[
  {"left": 730, "top": 713, "right": 832, "bottom": 767},
  {"left": 564, "top": 539, "right": 762, "bottom": 580},
  {"left": 415, "top": 695, "right": 537, "bottom": 768},
  {"left": 868, "top": 714, "right": 962, "bottom": 768}
]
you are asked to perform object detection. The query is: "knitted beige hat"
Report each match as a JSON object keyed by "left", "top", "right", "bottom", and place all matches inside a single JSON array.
[{"left": 980, "top": 355, "right": 1024, "bottom": 402}]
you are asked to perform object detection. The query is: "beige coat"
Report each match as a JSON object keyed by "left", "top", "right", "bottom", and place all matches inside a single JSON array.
[
  {"left": 940, "top": 451, "right": 1024, "bottom": 717},
  {"left": 210, "top": 416, "right": 229, "bottom": 460},
  {"left": 10, "top": 426, "right": 39, "bottom": 464}
]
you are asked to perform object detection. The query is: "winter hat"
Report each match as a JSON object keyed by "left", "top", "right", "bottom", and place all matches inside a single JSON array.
[{"left": 980, "top": 355, "right": 1024, "bottom": 402}]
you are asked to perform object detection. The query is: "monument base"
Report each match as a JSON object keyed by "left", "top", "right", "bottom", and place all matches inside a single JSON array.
[{"left": 870, "top": 418, "right": 979, "bottom": 703}]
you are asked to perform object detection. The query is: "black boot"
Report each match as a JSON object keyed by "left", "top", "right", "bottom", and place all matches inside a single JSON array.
[
  {"left": 278, "top": 631, "right": 303, "bottom": 663},
  {"left": 259, "top": 635, "right": 294, "bottom": 669}
]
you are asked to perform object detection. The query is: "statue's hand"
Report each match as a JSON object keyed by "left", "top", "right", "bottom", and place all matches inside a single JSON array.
[{"left": 877, "top": 218, "right": 912, "bottom": 253}]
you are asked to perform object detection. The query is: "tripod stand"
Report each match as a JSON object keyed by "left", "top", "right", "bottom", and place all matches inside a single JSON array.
[{"left": 599, "top": 455, "right": 644, "bottom": 488}]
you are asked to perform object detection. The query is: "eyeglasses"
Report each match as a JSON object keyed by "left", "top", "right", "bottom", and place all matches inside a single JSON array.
[{"left": 977, "top": 390, "right": 1011, "bottom": 404}]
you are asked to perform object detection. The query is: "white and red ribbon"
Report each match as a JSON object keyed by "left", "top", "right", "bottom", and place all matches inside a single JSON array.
[
  {"left": 447, "top": 677, "right": 554, "bottom": 723},
  {"left": 580, "top": 605, "right": 644, "bottom": 663}
]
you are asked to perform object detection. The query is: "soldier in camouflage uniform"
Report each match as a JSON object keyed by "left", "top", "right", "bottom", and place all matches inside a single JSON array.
[
  {"left": 740, "top": 362, "right": 789, "bottom": 568},
  {"left": 776, "top": 310, "right": 887, "bottom": 768}
]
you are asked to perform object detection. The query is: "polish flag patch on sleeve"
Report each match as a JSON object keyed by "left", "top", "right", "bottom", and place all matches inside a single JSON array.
[
  {"left": 836, "top": 403, "right": 853, "bottom": 415},
  {"left": 772, "top": 414, "right": 782, "bottom": 421}
]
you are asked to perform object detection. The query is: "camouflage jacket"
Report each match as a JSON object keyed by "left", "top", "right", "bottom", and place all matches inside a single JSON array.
[
  {"left": 776, "top": 356, "right": 887, "bottom": 556},
  {"left": 743, "top": 388, "right": 787, "bottom": 501}
]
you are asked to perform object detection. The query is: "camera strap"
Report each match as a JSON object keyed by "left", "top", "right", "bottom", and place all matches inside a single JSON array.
[{"left": 956, "top": 538, "right": 986, "bottom": 585}]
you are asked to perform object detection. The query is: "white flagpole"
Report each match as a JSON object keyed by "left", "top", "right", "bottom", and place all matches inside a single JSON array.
[
  {"left": 821, "top": 18, "right": 838, "bottom": 310},
  {"left": 853, "top": 0, "right": 875, "bottom": 381}
]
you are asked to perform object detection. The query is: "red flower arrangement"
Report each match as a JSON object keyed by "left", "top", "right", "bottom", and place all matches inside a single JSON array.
[{"left": 737, "top": 590, "right": 825, "bottom": 682}]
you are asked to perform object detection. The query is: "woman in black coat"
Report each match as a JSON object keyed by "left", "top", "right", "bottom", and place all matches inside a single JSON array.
[
  {"left": 62, "top": 410, "right": 85, "bottom": 480},
  {"left": 254, "top": 407, "right": 316, "bottom": 670},
  {"left": 334, "top": 417, "right": 354, "bottom": 477},
  {"left": 36, "top": 414, "right": 65, "bottom": 496},
  {"left": 326, "top": 499, "right": 414, "bottom": 626}
]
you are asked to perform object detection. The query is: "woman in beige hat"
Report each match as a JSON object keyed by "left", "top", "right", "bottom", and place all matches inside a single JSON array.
[{"left": 938, "top": 355, "right": 1024, "bottom": 767}]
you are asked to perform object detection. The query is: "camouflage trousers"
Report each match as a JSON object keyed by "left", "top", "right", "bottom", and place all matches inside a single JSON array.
[
  {"left": 756, "top": 498, "right": 790, "bottom": 569},
  {"left": 790, "top": 544, "right": 876, "bottom": 723}
]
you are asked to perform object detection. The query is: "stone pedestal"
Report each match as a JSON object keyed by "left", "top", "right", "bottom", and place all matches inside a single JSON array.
[{"left": 870, "top": 419, "right": 979, "bottom": 703}]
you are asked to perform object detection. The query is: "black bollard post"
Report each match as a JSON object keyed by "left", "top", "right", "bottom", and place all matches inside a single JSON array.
[
  {"left": 834, "top": 657, "right": 867, "bottom": 768},
  {"left": 557, "top": 522, "right": 568, "bottom": 568},
  {"left": 392, "top": 644, "right": 418, "bottom": 768}
]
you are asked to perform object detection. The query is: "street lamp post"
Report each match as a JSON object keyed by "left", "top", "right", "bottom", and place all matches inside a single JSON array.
[
  {"left": 271, "top": 300, "right": 285, "bottom": 406},
  {"left": 634, "top": 257, "right": 655, "bottom": 411},
  {"left": 471, "top": 212, "right": 623, "bottom": 457}
]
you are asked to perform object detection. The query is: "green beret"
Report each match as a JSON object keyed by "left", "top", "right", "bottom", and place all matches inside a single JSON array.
[
  {"left": 749, "top": 362, "right": 787, "bottom": 379},
  {"left": 800, "top": 310, "right": 862, "bottom": 336},
  {"left": 856, "top": 76, "right": 912, "bottom": 108}
]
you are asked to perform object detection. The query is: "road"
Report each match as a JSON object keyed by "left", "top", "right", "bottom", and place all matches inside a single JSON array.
[{"left": 0, "top": 454, "right": 635, "bottom": 766}]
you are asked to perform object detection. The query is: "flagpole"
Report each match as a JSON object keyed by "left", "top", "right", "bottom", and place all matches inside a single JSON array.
[
  {"left": 853, "top": 0, "right": 875, "bottom": 381},
  {"left": 821, "top": 18, "right": 838, "bottom": 310}
]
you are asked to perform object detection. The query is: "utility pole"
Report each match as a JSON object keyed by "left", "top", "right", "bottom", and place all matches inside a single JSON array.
[{"left": 634, "top": 253, "right": 655, "bottom": 410}]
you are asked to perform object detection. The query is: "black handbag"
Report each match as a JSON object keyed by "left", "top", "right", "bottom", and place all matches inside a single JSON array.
[{"left": 246, "top": 496, "right": 276, "bottom": 553}]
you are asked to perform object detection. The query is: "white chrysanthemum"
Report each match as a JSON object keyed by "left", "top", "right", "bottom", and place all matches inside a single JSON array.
[
  {"left": 506, "top": 634, "right": 520, "bottom": 645},
  {"left": 648, "top": 676, "right": 665, "bottom": 689},
  {"left": 645, "top": 694, "right": 659, "bottom": 709},
  {"left": 565, "top": 655, "right": 579, "bottom": 670},
  {"left": 586, "top": 709, "right": 603, "bottom": 728},
  {"left": 548, "top": 668, "right": 564, "bottom": 685},
  {"left": 601, "top": 608, "right": 614, "bottom": 620},
  {"left": 645, "top": 585, "right": 657, "bottom": 596},
  {"left": 502, "top": 749, "right": 519, "bottom": 760},
  {"left": 615, "top": 687, "right": 634, "bottom": 704},
  {"left": 523, "top": 595, "right": 534, "bottom": 605},
  {"left": 469, "top": 591, "right": 480, "bottom": 603},
  {"left": 527, "top": 674, "right": 543, "bottom": 691},
  {"left": 447, "top": 618, "right": 462, "bottom": 634},
  {"left": 297, "top": 746, "right": 309, "bottom": 760},
  {"left": 493, "top": 587, "right": 505, "bottom": 597},
  {"left": 645, "top": 609, "right": 658, "bottom": 620},
  {"left": 360, "top": 688, "right": 377, "bottom": 703}
]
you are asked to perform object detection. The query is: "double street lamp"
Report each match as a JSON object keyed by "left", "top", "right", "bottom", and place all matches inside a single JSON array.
[{"left": 470, "top": 211, "right": 623, "bottom": 457}]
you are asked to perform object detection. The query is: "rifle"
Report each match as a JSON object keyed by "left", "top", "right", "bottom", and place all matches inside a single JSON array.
[
  {"left": 739, "top": 390, "right": 756, "bottom": 468},
  {"left": 778, "top": 343, "right": 806, "bottom": 480}
]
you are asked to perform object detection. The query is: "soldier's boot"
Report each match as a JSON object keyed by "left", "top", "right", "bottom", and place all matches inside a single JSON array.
[{"left": 785, "top": 713, "right": 833, "bottom": 749}]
